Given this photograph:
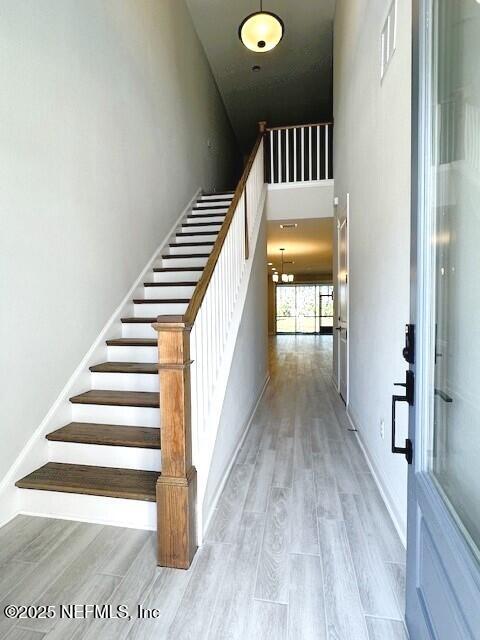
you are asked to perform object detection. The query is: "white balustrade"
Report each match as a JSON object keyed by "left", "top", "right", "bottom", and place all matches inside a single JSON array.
[
  {"left": 266, "top": 122, "right": 333, "bottom": 184},
  {"left": 188, "top": 139, "right": 266, "bottom": 534}
]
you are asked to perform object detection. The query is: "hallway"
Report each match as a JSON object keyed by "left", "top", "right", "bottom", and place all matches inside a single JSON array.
[{"left": 0, "top": 337, "right": 407, "bottom": 639}]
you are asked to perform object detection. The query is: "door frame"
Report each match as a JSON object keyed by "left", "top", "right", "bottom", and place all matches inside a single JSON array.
[
  {"left": 336, "top": 193, "right": 349, "bottom": 405},
  {"left": 406, "top": 1, "right": 480, "bottom": 637}
]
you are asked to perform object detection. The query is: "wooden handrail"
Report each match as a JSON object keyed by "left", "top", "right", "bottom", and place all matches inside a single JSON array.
[
  {"left": 181, "top": 131, "right": 264, "bottom": 326},
  {"left": 266, "top": 120, "right": 333, "bottom": 131},
  {"left": 152, "top": 123, "right": 266, "bottom": 568}
]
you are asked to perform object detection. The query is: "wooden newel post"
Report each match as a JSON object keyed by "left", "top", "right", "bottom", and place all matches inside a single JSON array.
[{"left": 152, "top": 317, "right": 197, "bottom": 569}]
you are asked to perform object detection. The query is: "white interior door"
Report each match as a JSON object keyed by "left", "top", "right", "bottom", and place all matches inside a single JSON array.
[{"left": 337, "top": 196, "right": 349, "bottom": 403}]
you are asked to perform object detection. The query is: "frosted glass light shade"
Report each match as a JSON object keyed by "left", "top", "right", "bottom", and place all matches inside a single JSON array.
[{"left": 239, "top": 12, "right": 284, "bottom": 53}]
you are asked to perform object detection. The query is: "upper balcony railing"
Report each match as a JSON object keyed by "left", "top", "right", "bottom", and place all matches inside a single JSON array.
[{"left": 266, "top": 122, "right": 333, "bottom": 185}]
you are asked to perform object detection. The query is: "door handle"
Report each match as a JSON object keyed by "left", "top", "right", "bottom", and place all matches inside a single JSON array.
[
  {"left": 391, "top": 371, "right": 414, "bottom": 464},
  {"left": 335, "top": 327, "right": 342, "bottom": 331}
]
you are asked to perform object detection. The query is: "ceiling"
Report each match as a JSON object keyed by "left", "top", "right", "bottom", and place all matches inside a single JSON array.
[
  {"left": 267, "top": 218, "right": 333, "bottom": 277},
  {"left": 186, "top": 0, "right": 335, "bottom": 151}
]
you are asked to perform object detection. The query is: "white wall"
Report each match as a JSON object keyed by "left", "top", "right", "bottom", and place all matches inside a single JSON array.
[
  {"left": 202, "top": 217, "right": 268, "bottom": 522},
  {"left": 266, "top": 182, "right": 334, "bottom": 220},
  {"left": 333, "top": 0, "right": 412, "bottom": 539},
  {"left": 0, "top": 0, "right": 237, "bottom": 482}
]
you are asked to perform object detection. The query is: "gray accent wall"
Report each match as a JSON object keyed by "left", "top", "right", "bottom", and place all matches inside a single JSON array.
[{"left": 0, "top": 0, "right": 237, "bottom": 482}]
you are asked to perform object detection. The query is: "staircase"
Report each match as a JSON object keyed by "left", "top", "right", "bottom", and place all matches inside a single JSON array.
[
  {"left": 16, "top": 193, "right": 234, "bottom": 510},
  {"left": 15, "top": 124, "right": 266, "bottom": 570}
]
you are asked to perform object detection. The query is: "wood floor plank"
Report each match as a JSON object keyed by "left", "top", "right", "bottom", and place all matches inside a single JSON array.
[
  {"left": 312, "top": 453, "right": 342, "bottom": 521},
  {"left": 290, "top": 469, "right": 319, "bottom": 555},
  {"left": 288, "top": 553, "right": 327, "bottom": 640},
  {"left": 0, "top": 522, "right": 100, "bottom": 638},
  {"left": 247, "top": 600, "right": 288, "bottom": 640},
  {"left": 365, "top": 617, "right": 408, "bottom": 640},
  {"left": 318, "top": 518, "right": 369, "bottom": 640},
  {"left": 327, "top": 439, "right": 360, "bottom": 494},
  {"left": 43, "top": 574, "right": 120, "bottom": 640},
  {"left": 386, "top": 563, "right": 406, "bottom": 618},
  {"left": 208, "top": 512, "right": 265, "bottom": 639},
  {"left": 0, "top": 562, "right": 36, "bottom": 602},
  {"left": 254, "top": 487, "right": 291, "bottom": 604},
  {"left": 293, "top": 419, "right": 313, "bottom": 470},
  {"left": 339, "top": 493, "right": 401, "bottom": 620},
  {"left": 97, "top": 528, "right": 151, "bottom": 577},
  {"left": 355, "top": 474, "right": 406, "bottom": 564},
  {"left": 126, "top": 568, "right": 192, "bottom": 640},
  {"left": 243, "top": 448, "right": 276, "bottom": 513},
  {"left": 272, "top": 436, "right": 294, "bottom": 488},
  {"left": 4, "top": 628, "right": 45, "bottom": 640},
  {"left": 13, "top": 518, "right": 77, "bottom": 563},
  {"left": 167, "top": 543, "right": 232, "bottom": 640},
  {"left": 204, "top": 463, "right": 254, "bottom": 543},
  {"left": 29, "top": 526, "right": 127, "bottom": 633},
  {"left": 0, "top": 516, "right": 53, "bottom": 565},
  {"left": 82, "top": 533, "right": 157, "bottom": 640},
  {"left": 236, "top": 422, "right": 263, "bottom": 465}
]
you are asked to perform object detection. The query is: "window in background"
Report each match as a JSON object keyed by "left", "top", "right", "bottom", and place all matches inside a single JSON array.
[{"left": 276, "top": 284, "right": 333, "bottom": 334}]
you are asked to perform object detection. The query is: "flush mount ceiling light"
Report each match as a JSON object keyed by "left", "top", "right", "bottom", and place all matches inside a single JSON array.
[{"left": 239, "top": 1, "right": 284, "bottom": 53}]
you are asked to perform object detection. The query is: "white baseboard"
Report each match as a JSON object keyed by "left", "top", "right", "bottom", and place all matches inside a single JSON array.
[
  {"left": 199, "top": 374, "right": 270, "bottom": 544},
  {"left": 346, "top": 406, "right": 407, "bottom": 548},
  {"left": 0, "top": 188, "right": 201, "bottom": 530}
]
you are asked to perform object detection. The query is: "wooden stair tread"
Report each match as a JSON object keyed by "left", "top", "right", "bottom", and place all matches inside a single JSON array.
[
  {"left": 16, "top": 463, "right": 158, "bottom": 501},
  {"left": 161, "top": 254, "right": 210, "bottom": 259},
  {"left": 176, "top": 232, "right": 218, "bottom": 237},
  {"left": 133, "top": 298, "right": 190, "bottom": 304},
  {"left": 121, "top": 317, "right": 157, "bottom": 324},
  {"left": 70, "top": 390, "right": 159, "bottom": 408},
  {"left": 47, "top": 423, "right": 160, "bottom": 449},
  {"left": 106, "top": 338, "right": 156, "bottom": 346},
  {"left": 144, "top": 281, "right": 197, "bottom": 287},
  {"left": 153, "top": 267, "right": 204, "bottom": 272},
  {"left": 169, "top": 242, "right": 214, "bottom": 248},
  {"left": 89, "top": 362, "right": 158, "bottom": 374},
  {"left": 192, "top": 205, "right": 229, "bottom": 210}
]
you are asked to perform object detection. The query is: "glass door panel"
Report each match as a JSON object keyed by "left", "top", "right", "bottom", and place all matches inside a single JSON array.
[
  {"left": 428, "top": 0, "right": 480, "bottom": 558},
  {"left": 275, "top": 284, "right": 333, "bottom": 334},
  {"left": 296, "top": 286, "right": 317, "bottom": 334}
]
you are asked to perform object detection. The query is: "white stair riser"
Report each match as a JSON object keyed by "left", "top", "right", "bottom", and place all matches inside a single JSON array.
[
  {"left": 198, "top": 195, "right": 233, "bottom": 202},
  {"left": 161, "top": 256, "right": 208, "bottom": 268},
  {"left": 168, "top": 244, "right": 213, "bottom": 256},
  {"left": 181, "top": 224, "right": 221, "bottom": 234},
  {"left": 175, "top": 234, "right": 217, "bottom": 244},
  {"left": 72, "top": 403, "right": 160, "bottom": 427},
  {"left": 21, "top": 489, "right": 157, "bottom": 530},
  {"left": 107, "top": 345, "right": 158, "bottom": 362},
  {"left": 122, "top": 323, "right": 157, "bottom": 339},
  {"left": 134, "top": 301, "right": 188, "bottom": 316},
  {"left": 186, "top": 216, "right": 225, "bottom": 224},
  {"left": 153, "top": 270, "right": 203, "bottom": 283},
  {"left": 48, "top": 441, "right": 161, "bottom": 472},
  {"left": 91, "top": 371, "right": 158, "bottom": 392},
  {"left": 144, "top": 284, "right": 195, "bottom": 299},
  {"left": 193, "top": 204, "right": 229, "bottom": 211}
]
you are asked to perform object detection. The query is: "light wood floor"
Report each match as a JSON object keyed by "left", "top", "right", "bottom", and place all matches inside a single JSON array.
[{"left": 0, "top": 335, "right": 407, "bottom": 640}]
